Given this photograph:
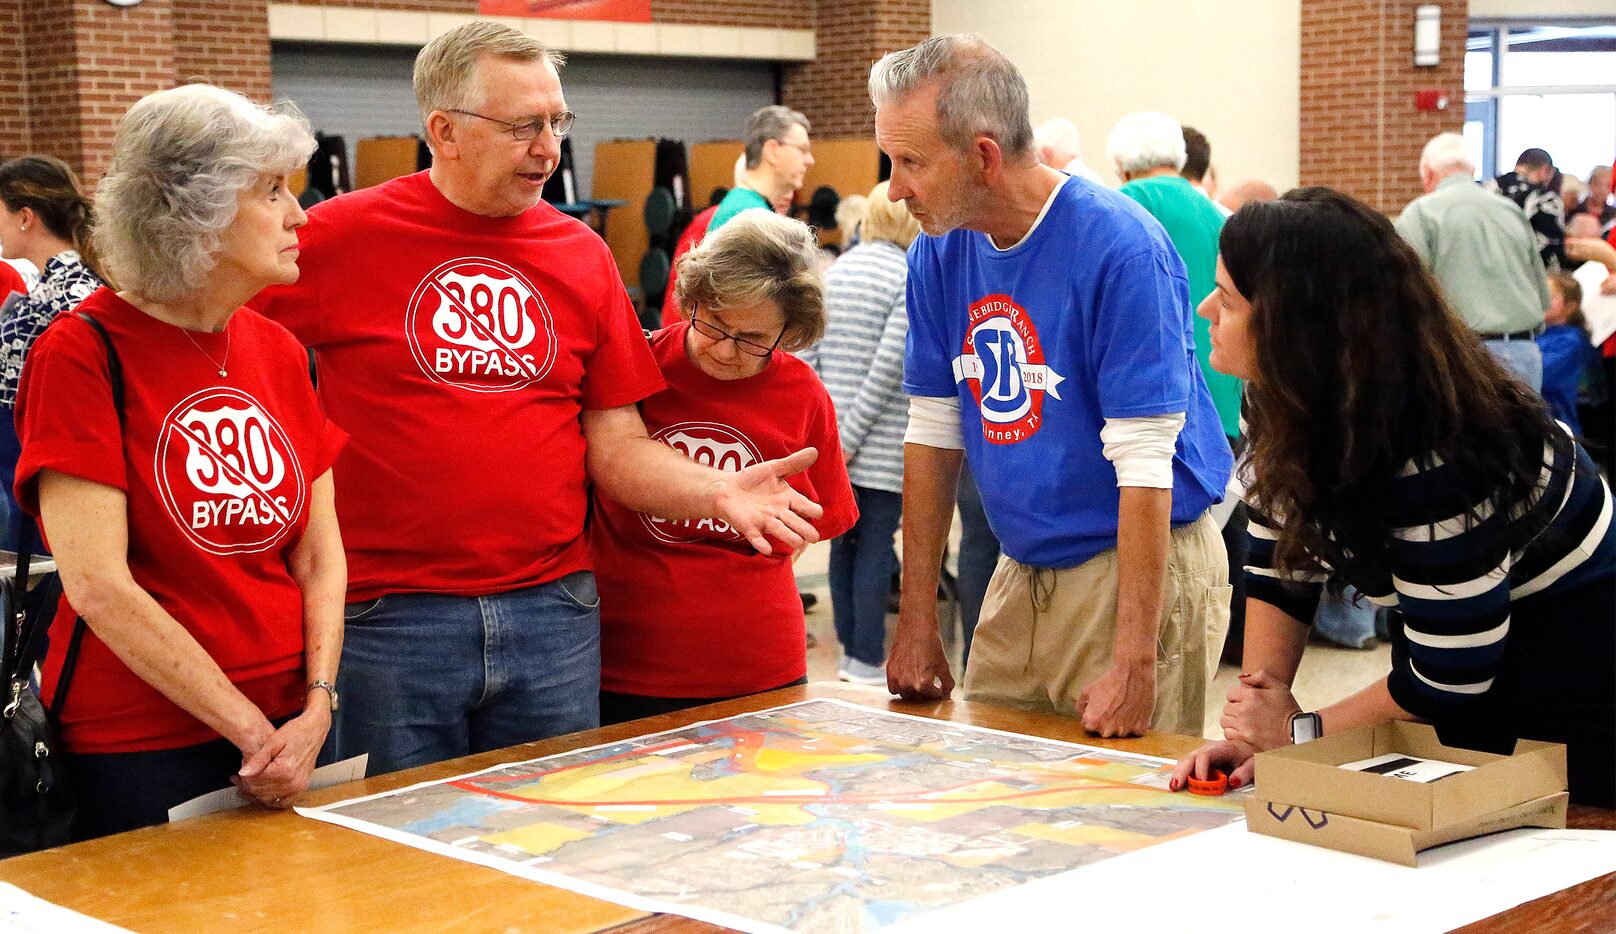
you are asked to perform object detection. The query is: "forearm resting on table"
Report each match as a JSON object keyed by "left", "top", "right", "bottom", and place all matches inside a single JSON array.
[
  {"left": 1243, "top": 598, "right": 1309, "bottom": 685},
  {"left": 40, "top": 470, "right": 271, "bottom": 750},
  {"left": 1111, "top": 486, "right": 1172, "bottom": 663}
]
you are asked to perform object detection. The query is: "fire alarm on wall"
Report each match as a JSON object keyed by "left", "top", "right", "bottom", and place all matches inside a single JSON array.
[
  {"left": 1415, "top": 89, "right": 1449, "bottom": 112},
  {"left": 103, "top": 0, "right": 144, "bottom": 6}
]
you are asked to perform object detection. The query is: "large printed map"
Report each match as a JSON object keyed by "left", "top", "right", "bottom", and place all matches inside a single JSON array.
[{"left": 302, "top": 699, "right": 1244, "bottom": 933}]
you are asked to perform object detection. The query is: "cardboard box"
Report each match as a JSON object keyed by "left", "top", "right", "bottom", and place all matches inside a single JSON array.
[{"left": 1245, "top": 721, "right": 1568, "bottom": 866}]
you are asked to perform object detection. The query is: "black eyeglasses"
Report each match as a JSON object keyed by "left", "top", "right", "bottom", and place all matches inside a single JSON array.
[
  {"left": 690, "top": 311, "right": 785, "bottom": 357},
  {"left": 449, "top": 108, "right": 577, "bottom": 141}
]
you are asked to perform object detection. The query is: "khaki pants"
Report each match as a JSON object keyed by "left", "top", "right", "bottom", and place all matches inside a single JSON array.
[{"left": 962, "top": 513, "right": 1231, "bottom": 736}]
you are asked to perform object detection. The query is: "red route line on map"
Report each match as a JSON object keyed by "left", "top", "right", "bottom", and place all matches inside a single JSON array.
[{"left": 449, "top": 723, "right": 1158, "bottom": 808}]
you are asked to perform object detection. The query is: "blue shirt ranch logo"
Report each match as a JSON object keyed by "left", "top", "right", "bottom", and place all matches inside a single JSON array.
[
  {"left": 406, "top": 257, "right": 557, "bottom": 393},
  {"left": 953, "top": 294, "right": 1065, "bottom": 444}
]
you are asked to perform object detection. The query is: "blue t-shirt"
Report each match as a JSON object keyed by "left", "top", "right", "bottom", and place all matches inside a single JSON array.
[{"left": 903, "top": 174, "right": 1233, "bottom": 568}]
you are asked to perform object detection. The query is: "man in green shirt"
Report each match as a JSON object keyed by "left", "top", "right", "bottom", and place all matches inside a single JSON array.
[
  {"left": 1109, "top": 111, "right": 1241, "bottom": 442},
  {"left": 1395, "top": 133, "right": 1550, "bottom": 391},
  {"left": 710, "top": 105, "right": 815, "bottom": 232}
]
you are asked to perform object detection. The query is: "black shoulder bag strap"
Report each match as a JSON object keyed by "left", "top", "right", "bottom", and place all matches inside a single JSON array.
[{"left": 14, "top": 310, "right": 126, "bottom": 718}]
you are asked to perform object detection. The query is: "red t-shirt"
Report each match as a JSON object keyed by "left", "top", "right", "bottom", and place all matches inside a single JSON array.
[
  {"left": 253, "top": 171, "right": 664, "bottom": 601},
  {"left": 14, "top": 290, "right": 347, "bottom": 753},
  {"left": 0, "top": 261, "right": 25, "bottom": 300},
  {"left": 590, "top": 323, "right": 857, "bottom": 698}
]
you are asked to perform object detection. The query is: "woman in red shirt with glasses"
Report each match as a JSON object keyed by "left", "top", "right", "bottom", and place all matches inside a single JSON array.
[{"left": 590, "top": 210, "right": 857, "bottom": 723}]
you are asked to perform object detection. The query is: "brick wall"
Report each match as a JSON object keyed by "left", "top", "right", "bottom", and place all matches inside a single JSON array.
[
  {"left": 0, "top": 0, "right": 29, "bottom": 156},
  {"left": 73, "top": 0, "right": 177, "bottom": 183},
  {"left": 652, "top": 0, "right": 811, "bottom": 30},
  {"left": 1, "top": 1, "right": 275, "bottom": 186},
  {"left": 175, "top": 0, "right": 273, "bottom": 103},
  {"left": 1299, "top": 0, "right": 1468, "bottom": 214},
  {"left": 781, "top": 0, "right": 928, "bottom": 138},
  {"left": 21, "top": 0, "right": 109, "bottom": 177}
]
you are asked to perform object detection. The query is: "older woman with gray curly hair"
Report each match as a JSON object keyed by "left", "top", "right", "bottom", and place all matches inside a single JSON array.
[
  {"left": 589, "top": 210, "right": 858, "bottom": 724},
  {"left": 12, "top": 83, "right": 349, "bottom": 839}
]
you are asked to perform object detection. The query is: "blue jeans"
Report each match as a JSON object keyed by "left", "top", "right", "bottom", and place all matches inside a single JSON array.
[
  {"left": 955, "top": 464, "right": 1001, "bottom": 667},
  {"left": 1483, "top": 336, "right": 1543, "bottom": 393},
  {"left": 830, "top": 486, "right": 903, "bottom": 667},
  {"left": 332, "top": 572, "right": 602, "bottom": 776},
  {"left": 1312, "top": 586, "right": 1380, "bottom": 649}
]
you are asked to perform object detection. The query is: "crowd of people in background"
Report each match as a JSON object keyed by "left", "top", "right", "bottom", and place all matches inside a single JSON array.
[{"left": 1, "top": 23, "right": 1612, "bottom": 845}]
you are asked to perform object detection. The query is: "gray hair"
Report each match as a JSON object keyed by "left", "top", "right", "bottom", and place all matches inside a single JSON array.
[
  {"left": 743, "top": 106, "right": 811, "bottom": 170},
  {"left": 1106, "top": 111, "right": 1186, "bottom": 175},
  {"left": 1033, "top": 117, "right": 1080, "bottom": 166},
  {"left": 414, "top": 21, "right": 564, "bottom": 127},
  {"left": 868, "top": 34, "right": 1033, "bottom": 159},
  {"left": 675, "top": 210, "right": 824, "bottom": 351},
  {"left": 1419, "top": 132, "right": 1474, "bottom": 177},
  {"left": 94, "top": 84, "right": 314, "bottom": 304}
]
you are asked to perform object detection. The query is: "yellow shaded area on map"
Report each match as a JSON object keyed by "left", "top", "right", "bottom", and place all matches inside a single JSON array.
[
  {"left": 482, "top": 821, "right": 594, "bottom": 854},
  {"left": 490, "top": 748, "right": 831, "bottom": 827},
  {"left": 1010, "top": 820, "right": 1157, "bottom": 852},
  {"left": 753, "top": 747, "right": 884, "bottom": 772}
]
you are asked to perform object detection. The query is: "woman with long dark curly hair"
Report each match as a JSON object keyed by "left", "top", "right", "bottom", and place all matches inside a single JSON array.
[{"left": 1171, "top": 187, "right": 1614, "bottom": 806}]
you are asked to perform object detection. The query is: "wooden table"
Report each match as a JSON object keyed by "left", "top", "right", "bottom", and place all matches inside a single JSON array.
[{"left": 2, "top": 683, "right": 1610, "bottom": 933}]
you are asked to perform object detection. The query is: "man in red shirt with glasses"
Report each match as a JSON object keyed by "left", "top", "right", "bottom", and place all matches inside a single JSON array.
[{"left": 255, "top": 21, "right": 825, "bottom": 776}]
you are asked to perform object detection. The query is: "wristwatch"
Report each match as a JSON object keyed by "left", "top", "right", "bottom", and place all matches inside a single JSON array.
[
  {"left": 307, "top": 680, "right": 340, "bottom": 713},
  {"left": 1289, "top": 710, "right": 1322, "bottom": 745}
]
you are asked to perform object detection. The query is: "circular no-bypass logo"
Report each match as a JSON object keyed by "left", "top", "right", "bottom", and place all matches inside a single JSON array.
[
  {"left": 405, "top": 256, "right": 557, "bottom": 393},
  {"left": 640, "top": 421, "right": 762, "bottom": 544},
  {"left": 154, "top": 388, "right": 306, "bottom": 555},
  {"left": 953, "top": 294, "right": 1066, "bottom": 445}
]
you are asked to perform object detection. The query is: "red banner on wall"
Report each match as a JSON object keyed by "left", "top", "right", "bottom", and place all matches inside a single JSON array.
[{"left": 477, "top": 0, "right": 652, "bottom": 22}]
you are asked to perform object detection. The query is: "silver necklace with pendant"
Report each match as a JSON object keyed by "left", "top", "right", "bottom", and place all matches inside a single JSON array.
[{"left": 181, "top": 327, "right": 230, "bottom": 378}]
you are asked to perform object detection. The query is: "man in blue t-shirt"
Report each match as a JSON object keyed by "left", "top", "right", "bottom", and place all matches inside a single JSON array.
[{"left": 870, "top": 36, "right": 1234, "bottom": 738}]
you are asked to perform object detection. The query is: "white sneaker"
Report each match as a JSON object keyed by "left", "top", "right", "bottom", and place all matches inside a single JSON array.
[{"left": 837, "top": 656, "right": 886, "bottom": 686}]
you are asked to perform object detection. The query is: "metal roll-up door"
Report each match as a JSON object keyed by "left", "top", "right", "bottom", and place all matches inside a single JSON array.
[{"left": 271, "top": 43, "right": 776, "bottom": 199}]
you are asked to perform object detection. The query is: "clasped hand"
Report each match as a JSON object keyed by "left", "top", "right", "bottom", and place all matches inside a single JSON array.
[{"left": 233, "top": 705, "right": 331, "bottom": 809}]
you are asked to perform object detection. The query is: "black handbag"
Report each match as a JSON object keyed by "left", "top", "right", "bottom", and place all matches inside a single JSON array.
[{"left": 0, "top": 535, "right": 82, "bottom": 856}]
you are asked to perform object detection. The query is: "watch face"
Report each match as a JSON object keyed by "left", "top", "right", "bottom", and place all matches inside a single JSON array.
[{"left": 1290, "top": 712, "right": 1321, "bottom": 745}]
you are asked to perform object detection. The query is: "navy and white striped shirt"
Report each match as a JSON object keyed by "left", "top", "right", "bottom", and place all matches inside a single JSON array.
[
  {"left": 807, "top": 240, "right": 909, "bottom": 494},
  {"left": 1245, "top": 421, "right": 1615, "bottom": 717}
]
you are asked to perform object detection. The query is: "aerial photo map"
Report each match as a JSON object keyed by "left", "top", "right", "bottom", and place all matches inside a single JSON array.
[{"left": 301, "top": 699, "right": 1245, "bottom": 933}]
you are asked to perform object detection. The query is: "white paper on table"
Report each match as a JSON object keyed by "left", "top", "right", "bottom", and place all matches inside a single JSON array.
[
  {"left": 0, "top": 882, "right": 130, "bottom": 933},
  {"left": 886, "top": 824, "right": 1616, "bottom": 934},
  {"left": 166, "top": 754, "right": 368, "bottom": 822},
  {"left": 1573, "top": 260, "right": 1616, "bottom": 346}
]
